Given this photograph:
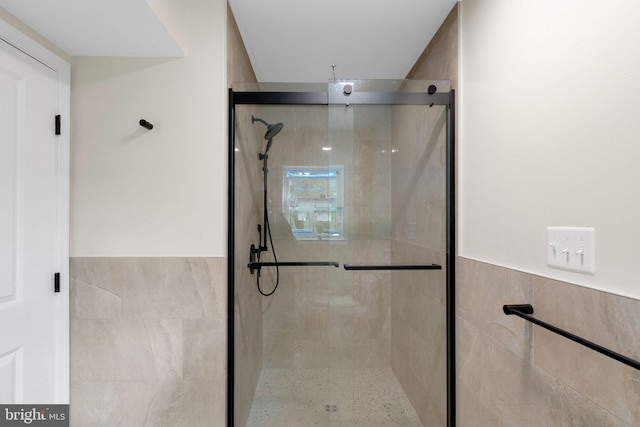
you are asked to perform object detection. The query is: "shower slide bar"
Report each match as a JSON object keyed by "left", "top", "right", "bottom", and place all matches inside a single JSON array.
[
  {"left": 503, "top": 304, "right": 640, "bottom": 371},
  {"left": 343, "top": 264, "right": 442, "bottom": 271}
]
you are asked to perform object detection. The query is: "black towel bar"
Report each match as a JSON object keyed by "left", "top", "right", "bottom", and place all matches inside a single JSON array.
[
  {"left": 343, "top": 264, "right": 442, "bottom": 271},
  {"left": 248, "top": 261, "right": 339, "bottom": 272},
  {"left": 503, "top": 304, "right": 640, "bottom": 371}
]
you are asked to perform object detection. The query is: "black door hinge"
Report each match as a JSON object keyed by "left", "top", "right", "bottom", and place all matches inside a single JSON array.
[
  {"left": 54, "top": 272, "right": 60, "bottom": 293},
  {"left": 55, "top": 115, "right": 61, "bottom": 135}
]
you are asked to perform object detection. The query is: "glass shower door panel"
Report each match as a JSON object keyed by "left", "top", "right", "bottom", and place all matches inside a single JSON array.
[
  {"left": 234, "top": 80, "right": 450, "bottom": 427},
  {"left": 243, "top": 104, "right": 335, "bottom": 426},
  {"left": 388, "top": 102, "right": 448, "bottom": 426},
  {"left": 329, "top": 103, "right": 408, "bottom": 425},
  {"left": 326, "top": 99, "right": 448, "bottom": 426},
  {"left": 325, "top": 104, "right": 356, "bottom": 425}
]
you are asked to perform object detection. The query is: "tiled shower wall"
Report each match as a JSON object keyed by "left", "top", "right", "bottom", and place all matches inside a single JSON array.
[
  {"left": 257, "top": 105, "right": 394, "bottom": 371},
  {"left": 389, "top": 119, "right": 447, "bottom": 425},
  {"left": 232, "top": 102, "right": 263, "bottom": 427},
  {"left": 388, "top": 5, "right": 458, "bottom": 426},
  {"left": 69, "top": 258, "right": 226, "bottom": 425},
  {"left": 228, "top": 6, "right": 262, "bottom": 427}
]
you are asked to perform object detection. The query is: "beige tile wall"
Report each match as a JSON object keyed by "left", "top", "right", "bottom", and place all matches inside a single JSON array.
[
  {"left": 228, "top": 5, "right": 263, "bottom": 426},
  {"left": 227, "top": 5, "right": 256, "bottom": 85},
  {"left": 457, "top": 257, "right": 640, "bottom": 426},
  {"left": 253, "top": 104, "right": 394, "bottom": 373},
  {"left": 69, "top": 257, "right": 226, "bottom": 426},
  {"left": 388, "top": 4, "right": 458, "bottom": 426},
  {"left": 388, "top": 103, "right": 448, "bottom": 425},
  {"left": 390, "top": 242, "right": 446, "bottom": 425},
  {"left": 232, "top": 103, "right": 263, "bottom": 427}
]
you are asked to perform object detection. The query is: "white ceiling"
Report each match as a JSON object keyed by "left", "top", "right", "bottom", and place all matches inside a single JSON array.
[
  {"left": 0, "top": 0, "right": 183, "bottom": 56},
  {"left": 228, "top": 0, "right": 458, "bottom": 82},
  {"left": 0, "top": 0, "right": 457, "bottom": 82}
]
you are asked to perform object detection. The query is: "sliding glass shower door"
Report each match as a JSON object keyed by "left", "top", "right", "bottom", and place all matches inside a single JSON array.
[{"left": 229, "top": 80, "right": 454, "bottom": 427}]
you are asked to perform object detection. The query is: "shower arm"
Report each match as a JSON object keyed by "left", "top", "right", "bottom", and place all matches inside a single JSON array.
[{"left": 252, "top": 116, "right": 269, "bottom": 127}]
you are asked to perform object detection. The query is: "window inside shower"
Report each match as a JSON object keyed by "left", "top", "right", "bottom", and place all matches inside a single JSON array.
[
  {"left": 282, "top": 165, "right": 344, "bottom": 240},
  {"left": 229, "top": 80, "right": 455, "bottom": 427}
]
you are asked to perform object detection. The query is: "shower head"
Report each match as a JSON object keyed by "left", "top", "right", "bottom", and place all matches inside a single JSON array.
[
  {"left": 252, "top": 116, "right": 284, "bottom": 147},
  {"left": 264, "top": 122, "right": 284, "bottom": 140}
]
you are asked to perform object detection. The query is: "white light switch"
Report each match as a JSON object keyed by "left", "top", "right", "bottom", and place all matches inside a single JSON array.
[{"left": 547, "top": 227, "right": 595, "bottom": 275}]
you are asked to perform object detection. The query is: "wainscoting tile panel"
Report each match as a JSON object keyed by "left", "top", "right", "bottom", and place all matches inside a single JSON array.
[
  {"left": 69, "top": 256, "right": 226, "bottom": 427},
  {"left": 70, "top": 382, "right": 122, "bottom": 427},
  {"left": 70, "top": 257, "right": 122, "bottom": 319},
  {"left": 457, "top": 257, "right": 634, "bottom": 427},
  {"left": 121, "top": 258, "right": 225, "bottom": 319},
  {"left": 120, "top": 381, "right": 223, "bottom": 426},
  {"left": 71, "top": 319, "right": 182, "bottom": 382},
  {"left": 183, "top": 318, "right": 226, "bottom": 381}
]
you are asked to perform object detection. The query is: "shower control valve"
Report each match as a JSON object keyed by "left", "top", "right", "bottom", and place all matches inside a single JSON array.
[
  {"left": 250, "top": 243, "right": 267, "bottom": 255},
  {"left": 249, "top": 244, "right": 265, "bottom": 274}
]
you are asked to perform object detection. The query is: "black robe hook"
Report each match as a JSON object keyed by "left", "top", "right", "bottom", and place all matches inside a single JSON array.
[{"left": 139, "top": 119, "right": 153, "bottom": 130}]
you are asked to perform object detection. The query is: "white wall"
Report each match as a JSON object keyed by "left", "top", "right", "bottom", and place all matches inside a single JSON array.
[
  {"left": 71, "top": 0, "right": 227, "bottom": 257},
  {"left": 146, "top": 0, "right": 188, "bottom": 53},
  {"left": 460, "top": 0, "right": 640, "bottom": 299}
]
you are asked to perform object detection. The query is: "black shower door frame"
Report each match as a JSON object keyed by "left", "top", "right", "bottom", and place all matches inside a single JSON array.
[{"left": 227, "top": 85, "right": 456, "bottom": 427}]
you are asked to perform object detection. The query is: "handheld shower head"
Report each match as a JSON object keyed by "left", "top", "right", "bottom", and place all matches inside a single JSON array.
[
  {"left": 252, "top": 116, "right": 284, "bottom": 153},
  {"left": 264, "top": 122, "right": 283, "bottom": 140}
]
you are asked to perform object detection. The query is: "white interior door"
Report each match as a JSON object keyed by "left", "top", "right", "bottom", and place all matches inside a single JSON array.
[{"left": 0, "top": 38, "right": 62, "bottom": 404}]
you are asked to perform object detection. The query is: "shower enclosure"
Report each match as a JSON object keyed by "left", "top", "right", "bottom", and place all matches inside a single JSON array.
[{"left": 228, "top": 80, "right": 455, "bottom": 427}]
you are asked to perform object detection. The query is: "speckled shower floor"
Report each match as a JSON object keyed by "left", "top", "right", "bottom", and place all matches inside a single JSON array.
[{"left": 246, "top": 367, "right": 424, "bottom": 426}]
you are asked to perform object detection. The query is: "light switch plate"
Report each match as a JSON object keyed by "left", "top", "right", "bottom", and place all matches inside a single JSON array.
[{"left": 547, "top": 227, "right": 595, "bottom": 275}]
